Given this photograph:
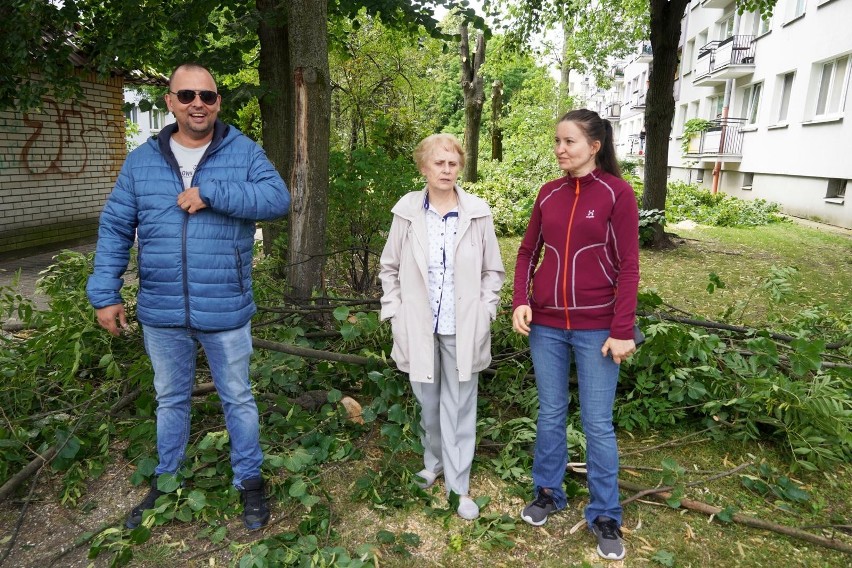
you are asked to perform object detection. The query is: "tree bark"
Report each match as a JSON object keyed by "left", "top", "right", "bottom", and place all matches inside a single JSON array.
[
  {"left": 642, "top": 0, "right": 690, "bottom": 248},
  {"left": 491, "top": 80, "right": 503, "bottom": 161},
  {"left": 256, "top": 0, "right": 292, "bottom": 260},
  {"left": 560, "top": 19, "right": 572, "bottom": 99},
  {"left": 285, "top": 0, "right": 331, "bottom": 300},
  {"left": 460, "top": 24, "right": 485, "bottom": 183}
]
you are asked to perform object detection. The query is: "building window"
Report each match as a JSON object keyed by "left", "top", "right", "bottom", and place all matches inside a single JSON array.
[
  {"left": 813, "top": 55, "right": 849, "bottom": 118},
  {"left": 740, "top": 82, "right": 763, "bottom": 124},
  {"left": 708, "top": 95, "right": 724, "bottom": 119},
  {"left": 695, "top": 168, "right": 705, "bottom": 183},
  {"left": 773, "top": 72, "right": 795, "bottom": 123},
  {"left": 742, "top": 172, "right": 754, "bottom": 190},
  {"left": 751, "top": 11, "right": 771, "bottom": 36},
  {"left": 124, "top": 106, "right": 138, "bottom": 123},
  {"left": 789, "top": 0, "right": 806, "bottom": 20},
  {"left": 825, "top": 179, "right": 847, "bottom": 203},
  {"left": 719, "top": 14, "right": 735, "bottom": 40},
  {"left": 684, "top": 40, "right": 695, "bottom": 73}
]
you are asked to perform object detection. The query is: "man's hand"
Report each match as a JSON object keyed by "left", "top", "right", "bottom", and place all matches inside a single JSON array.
[
  {"left": 177, "top": 187, "right": 207, "bottom": 214},
  {"left": 601, "top": 337, "right": 636, "bottom": 365},
  {"left": 512, "top": 305, "right": 533, "bottom": 336},
  {"left": 96, "top": 304, "right": 128, "bottom": 336}
]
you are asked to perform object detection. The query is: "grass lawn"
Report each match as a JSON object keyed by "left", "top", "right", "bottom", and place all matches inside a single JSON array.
[{"left": 1, "top": 220, "right": 848, "bottom": 567}]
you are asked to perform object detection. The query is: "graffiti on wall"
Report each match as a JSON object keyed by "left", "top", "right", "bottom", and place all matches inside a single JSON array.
[{"left": 21, "top": 98, "right": 124, "bottom": 177}]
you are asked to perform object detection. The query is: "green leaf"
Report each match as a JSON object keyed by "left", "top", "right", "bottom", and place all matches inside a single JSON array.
[
  {"left": 210, "top": 525, "right": 227, "bottom": 544},
  {"left": 651, "top": 549, "right": 676, "bottom": 567},
  {"left": 288, "top": 478, "right": 308, "bottom": 497},
  {"left": 327, "top": 388, "right": 343, "bottom": 403},
  {"left": 716, "top": 506, "right": 737, "bottom": 523},
  {"left": 332, "top": 306, "right": 350, "bottom": 321},
  {"left": 128, "top": 525, "right": 152, "bottom": 544},
  {"left": 186, "top": 490, "right": 207, "bottom": 511},
  {"left": 156, "top": 474, "right": 181, "bottom": 493}
]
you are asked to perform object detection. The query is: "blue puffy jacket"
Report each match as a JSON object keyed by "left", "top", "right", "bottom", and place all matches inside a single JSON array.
[{"left": 87, "top": 120, "right": 290, "bottom": 331}]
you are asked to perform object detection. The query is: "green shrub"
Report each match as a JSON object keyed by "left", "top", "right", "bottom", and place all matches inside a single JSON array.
[
  {"left": 666, "top": 181, "right": 787, "bottom": 227},
  {"left": 327, "top": 148, "right": 419, "bottom": 292}
]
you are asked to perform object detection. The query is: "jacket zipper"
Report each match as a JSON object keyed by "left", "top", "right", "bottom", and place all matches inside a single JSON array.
[{"left": 561, "top": 178, "right": 581, "bottom": 328}]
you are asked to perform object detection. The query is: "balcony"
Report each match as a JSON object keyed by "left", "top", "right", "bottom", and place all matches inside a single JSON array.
[
  {"left": 630, "top": 90, "right": 646, "bottom": 110},
  {"left": 693, "top": 35, "right": 756, "bottom": 86},
  {"left": 610, "top": 63, "right": 625, "bottom": 81},
  {"left": 605, "top": 102, "right": 622, "bottom": 120},
  {"left": 636, "top": 42, "right": 653, "bottom": 63},
  {"left": 683, "top": 117, "right": 746, "bottom": 162}
]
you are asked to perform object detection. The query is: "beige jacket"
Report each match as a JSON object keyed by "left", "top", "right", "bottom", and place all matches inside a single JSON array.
[{"left": 379, "top": 185, "right": 505, "bottom": 382}]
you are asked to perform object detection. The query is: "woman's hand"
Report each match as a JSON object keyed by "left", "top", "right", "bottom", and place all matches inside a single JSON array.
[
  {"left": 601, "top": 337, "right": 636, "bottom": 364},
  {"left": 512, "top": 305, "right": 533, "bottom": 336}
]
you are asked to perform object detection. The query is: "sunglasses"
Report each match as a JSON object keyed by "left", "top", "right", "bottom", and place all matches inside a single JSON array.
[{"left": 170, "top": 89, "right": 219, "bottom": 105}]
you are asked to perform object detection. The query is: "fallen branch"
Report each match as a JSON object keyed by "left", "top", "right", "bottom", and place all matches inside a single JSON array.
[
  {"left": 617, "top": 478, "right": 852, "bottom": 554},
  {"left": 618, "top": 461, "right": 752, "bottom": 507}
]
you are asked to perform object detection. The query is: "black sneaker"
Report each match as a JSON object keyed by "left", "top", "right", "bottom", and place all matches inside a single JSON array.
[
  {"left": 520, "top": 489, "right": 558, "bottom": 526},
  {"left": 590, "top": 516, "right": 625, "bottom": 560},
  {"left": 240, "top": 477, "right": 270, "bottom": 530},
  {"left": 125, "top": 477, "right": 163, "bottom": 529}
]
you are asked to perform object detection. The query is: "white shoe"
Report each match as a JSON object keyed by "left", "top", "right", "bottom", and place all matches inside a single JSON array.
[
  {"left": 414, "top": 468, "right": 443, "bottom": 489},
  {"left": 457, "top": 496, "right": 480, "bottom": 520}
]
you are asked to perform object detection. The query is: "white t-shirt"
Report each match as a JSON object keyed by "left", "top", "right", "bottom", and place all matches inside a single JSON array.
[{"left": 170, "top": 138, "right": 211, "bottom": 189}]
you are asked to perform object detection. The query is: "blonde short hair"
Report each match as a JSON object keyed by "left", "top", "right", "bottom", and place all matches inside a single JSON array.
[{"left": 413, "top": 134, "right": 465, "bottom": 170}]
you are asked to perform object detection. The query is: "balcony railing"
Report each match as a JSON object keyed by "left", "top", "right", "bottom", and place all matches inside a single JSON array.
[
  {"left": 605, "top": 102, "right": 622, "bottom": 119},
  {"left": 630, "top": 91, "right": 646, "bottom": 109},
  {"left": 684, "top": 117, "right": 746, "bottom": 159},
  {"left": 693, "top": 36, "right": 756, "bottom": 85},
  {"left": 636, "top": 42, "right": 653, "bottom": 62}
]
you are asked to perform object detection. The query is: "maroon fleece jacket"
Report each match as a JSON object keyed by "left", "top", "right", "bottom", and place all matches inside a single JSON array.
[{"left": 512, "top": 168, "right": 640, "bottom": 339}]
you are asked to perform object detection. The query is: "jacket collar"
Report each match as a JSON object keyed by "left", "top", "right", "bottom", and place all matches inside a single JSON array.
[
  {"left": 155, "top": 119, "right": 230, "bottom": 156},
  {"left": 392, "top": 184, "right": 490, "bottom": 220}
]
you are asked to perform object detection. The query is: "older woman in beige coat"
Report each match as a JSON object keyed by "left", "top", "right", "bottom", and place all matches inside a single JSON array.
[{"left": 380, "top": 133, "right": 505, "bottom": 520}]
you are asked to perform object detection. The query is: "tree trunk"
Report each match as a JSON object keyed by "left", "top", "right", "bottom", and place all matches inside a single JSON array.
[
  {"left": 460, "top": 24, "right": 485, "bottom": 183},
  {"left": 491, "top": 80, "right": 503, "bottom": 161},
  {"left": 285, "top": 0, "right": 331, "bottom": 300},
  {"left": 642, "top": 0, "right": 689, "bottom": 248},
  {"left": 560, "top": 19, "right": 572, "bottom": 99},
  {"left": 256, "top": 0, "right": 292, "bottom": 260}
]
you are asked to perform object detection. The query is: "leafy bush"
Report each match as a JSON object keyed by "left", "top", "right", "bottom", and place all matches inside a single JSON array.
[
  {"left": 326, "top": 148, "right": 419, "bottom": 292},
  {"left": 666, "top": 181, "right": 787, "bottom": 227}
]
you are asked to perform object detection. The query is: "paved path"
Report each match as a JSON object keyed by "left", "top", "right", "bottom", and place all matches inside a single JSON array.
[{"left": 0, "top": 241, "right": 98, "bottom": 317}]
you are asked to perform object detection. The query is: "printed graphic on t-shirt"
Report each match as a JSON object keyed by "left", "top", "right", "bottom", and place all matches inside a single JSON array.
[{"left": 170, "top": 138, "right": 211, "bottom": 189}]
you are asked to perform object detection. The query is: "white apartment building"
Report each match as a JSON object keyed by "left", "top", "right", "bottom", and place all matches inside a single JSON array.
[
  {"left": 668, "top": 0, "right": 851, "bottom": 228},
  {"left": 605, "top": 42, "right": 653, "bottom": 163}
]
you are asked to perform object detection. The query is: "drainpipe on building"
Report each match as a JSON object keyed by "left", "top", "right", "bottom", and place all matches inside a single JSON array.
[{"left": 711, "top": 83, "right": 731, "bottom": 195}]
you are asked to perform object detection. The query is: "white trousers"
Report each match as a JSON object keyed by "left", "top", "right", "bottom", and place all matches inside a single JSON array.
[{"left": 410, "top": 334, "right": 479, "bottom": 496}]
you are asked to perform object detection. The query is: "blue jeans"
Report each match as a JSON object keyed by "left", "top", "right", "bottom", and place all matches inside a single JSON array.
[
  {"left": 529, "top": 325, "right": 622, "bottom": 525},
  {"left": 142, "top": 322, "right": 263, "bottom": 488}
]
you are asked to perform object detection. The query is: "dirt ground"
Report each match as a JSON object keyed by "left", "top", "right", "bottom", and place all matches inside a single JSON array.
[{"left": 0, "top": 454, "right": 250, "bottom": 568}]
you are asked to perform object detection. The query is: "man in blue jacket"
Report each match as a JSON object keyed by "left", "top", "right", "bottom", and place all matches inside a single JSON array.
[{"left": 87, "top": 63, "right": 290, "bottom": 531}]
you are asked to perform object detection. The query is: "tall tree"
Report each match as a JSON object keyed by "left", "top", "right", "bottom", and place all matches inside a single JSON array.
[
  {"left": 459, "top": 23, "right": 486, "bottom": 182},
  {"left": 487, "top": 0, "right": 777, "bottom": 248},
  {"left": 641, "top": 0, "right": 688, "bottom": 247}
]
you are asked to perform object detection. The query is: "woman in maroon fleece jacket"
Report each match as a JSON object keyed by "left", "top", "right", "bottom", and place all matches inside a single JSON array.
[{"left": 511, "top": 109, "right": 639, "bottom": 561}]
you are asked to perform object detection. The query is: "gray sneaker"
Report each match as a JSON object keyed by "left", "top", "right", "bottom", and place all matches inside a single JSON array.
[
  {"left": 590, "top": 516, "right": 625, "bottom": 560},
  {"left": 520, "top": 490, "right": 557, "bottom": 526}
]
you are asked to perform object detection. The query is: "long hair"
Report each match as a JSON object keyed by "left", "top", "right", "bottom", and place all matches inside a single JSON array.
[{"left": 558, "top": 109, "right": 621, "bottom": 178}]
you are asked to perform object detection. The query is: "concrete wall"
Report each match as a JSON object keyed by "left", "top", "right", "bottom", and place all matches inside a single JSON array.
[{"left": 0, "top": 71, "right": 126, "bottom": 258}]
